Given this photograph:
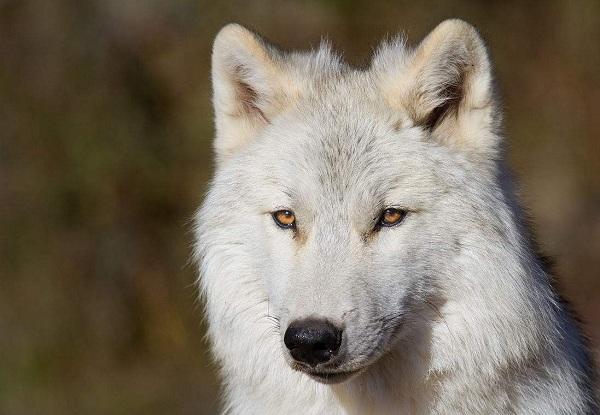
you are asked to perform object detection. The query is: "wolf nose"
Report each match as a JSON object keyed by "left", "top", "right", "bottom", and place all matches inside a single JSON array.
[{"left": 284, "top": 318, "right": 342, "bottom": 366}]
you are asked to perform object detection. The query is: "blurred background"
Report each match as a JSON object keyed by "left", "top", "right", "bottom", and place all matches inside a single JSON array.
[{"left": 0, "top": 0, "right": 598, "bottom": 413}]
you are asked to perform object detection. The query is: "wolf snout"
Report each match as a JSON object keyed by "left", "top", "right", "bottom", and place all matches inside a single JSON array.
[{"left": 284, "top": 318, "right": 342, "bottom": 367}]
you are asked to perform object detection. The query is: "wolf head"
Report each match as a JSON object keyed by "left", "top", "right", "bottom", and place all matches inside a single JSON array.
[{"left": 198, "top": 20, "right": 503, "bottom": 384}]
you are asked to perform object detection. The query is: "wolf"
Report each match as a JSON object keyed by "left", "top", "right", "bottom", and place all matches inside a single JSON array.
[{"left": 194, "top": 19, "right": 597, "bottom": 414}]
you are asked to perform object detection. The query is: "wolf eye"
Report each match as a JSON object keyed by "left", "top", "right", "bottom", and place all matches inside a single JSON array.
[
  {"left": 272, "top": 210, "right": 296, "bottom": 229},
  {"left": 377, "top": 208, "right": 406, "bottom": 228}
]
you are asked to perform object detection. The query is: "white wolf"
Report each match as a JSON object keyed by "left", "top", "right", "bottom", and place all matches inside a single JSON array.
[{"left": 195, "top": 19, "right": 597, "bottom": 414}]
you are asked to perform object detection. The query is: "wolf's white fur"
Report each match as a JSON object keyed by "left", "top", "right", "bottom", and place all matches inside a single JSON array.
[{"left": 195, "top": 20, "right": 597, "bottom": 414}]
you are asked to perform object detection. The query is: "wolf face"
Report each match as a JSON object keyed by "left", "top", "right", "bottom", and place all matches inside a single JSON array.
[
  {"left": 198, "top": 20, "right": 501, "bottom": 385},
  {"left": 227, "top": 98, "right": 490, "bottom": 384}
]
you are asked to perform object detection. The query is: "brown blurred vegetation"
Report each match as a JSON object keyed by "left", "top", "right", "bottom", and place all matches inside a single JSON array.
[{"left": 0, "top": 1, "right": 598, "bottom": 414}]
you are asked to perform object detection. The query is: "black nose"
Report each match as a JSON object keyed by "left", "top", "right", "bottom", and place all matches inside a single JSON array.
[{"left": 284, "top": 318, "right": 342, "bottom": 366}]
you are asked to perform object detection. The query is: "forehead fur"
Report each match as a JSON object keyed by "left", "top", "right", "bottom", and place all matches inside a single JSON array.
[{"left": 244, "top": 92, "right": 440, "bottom": 216}]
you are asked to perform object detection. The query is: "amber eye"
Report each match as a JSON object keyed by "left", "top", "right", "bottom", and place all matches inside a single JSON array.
[
  {"left": 272, "top": 210, "right": 296, "bottom": 229},
  {"left": 377, "top": 208, "right": 407, "bottom": 228}
]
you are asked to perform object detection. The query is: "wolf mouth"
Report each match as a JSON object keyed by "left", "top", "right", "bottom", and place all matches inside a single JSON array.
[
  {"left": 307, "top": 369, "right": 360, "bottom": 384},
  {"left": 288, "top": 357, "right": 364, "bottom": 384}
]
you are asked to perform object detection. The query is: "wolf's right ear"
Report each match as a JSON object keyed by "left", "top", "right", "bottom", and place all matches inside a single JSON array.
[{"left": 212, "top": 24, "right": 292, "bottom": 161}]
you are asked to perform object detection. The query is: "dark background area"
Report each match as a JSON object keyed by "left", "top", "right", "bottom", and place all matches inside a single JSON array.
[{"left": 1, "top": 1, "right": 598, "bottom": 414}]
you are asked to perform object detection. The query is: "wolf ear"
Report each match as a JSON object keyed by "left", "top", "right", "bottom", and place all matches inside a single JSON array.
[
  {"left": 374, "top": 19, "right": 499, "bottom": 155},
  {"left": 212, "top": 24, "right": 291, "bottom": 160}
]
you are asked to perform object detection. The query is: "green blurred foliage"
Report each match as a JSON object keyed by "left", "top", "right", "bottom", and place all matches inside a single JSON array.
[{"left": 0, "top": 1, "right": 598, "bottom": 414}]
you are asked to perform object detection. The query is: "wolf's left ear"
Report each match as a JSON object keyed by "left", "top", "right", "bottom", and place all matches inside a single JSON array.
[
  {"left": 374, "top": 19, "right": 499, "bottom": 156},
  {"left": 212, "top": 24, "right": 293, "bottom": 161}
]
